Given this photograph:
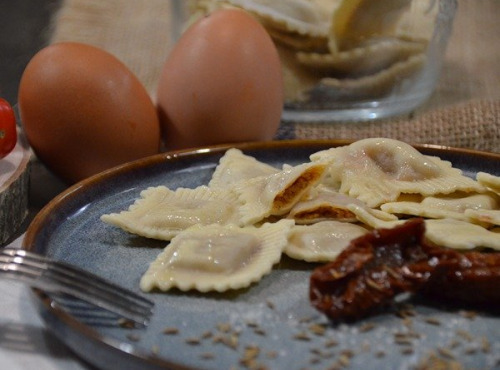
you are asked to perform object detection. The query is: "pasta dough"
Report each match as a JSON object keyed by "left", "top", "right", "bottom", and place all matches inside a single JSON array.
[
  {"left": 285, "top": 220, "right": 368, "bottom": 262},
  {"left": 235, "top": 161, "right": 327, "bottom": 225},
  {"left": 311, "top": 138, "right": 484, "bottom": 207},
  {"left": 101, "top": 185, "right": 241, "bottom": 240},
  {"left": 140, "top": 220, "right": 294, "bottom": 292}
]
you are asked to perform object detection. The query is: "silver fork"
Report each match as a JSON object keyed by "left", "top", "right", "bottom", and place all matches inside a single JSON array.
[{"left": 0, "top": 248, "right": 154, "bottom": 326}]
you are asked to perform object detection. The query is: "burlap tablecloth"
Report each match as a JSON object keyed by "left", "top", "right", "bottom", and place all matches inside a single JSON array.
[{"left": 48, "top": 0, "right": 500, "bottom": 152}]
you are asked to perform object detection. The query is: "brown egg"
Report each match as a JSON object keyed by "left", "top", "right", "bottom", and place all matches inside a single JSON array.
[
  {"left": 156, "top": 8, "right": 284, "bottom": 150},
  {"left": 18, "top": 42, "right": 161, "bottom": 183}
]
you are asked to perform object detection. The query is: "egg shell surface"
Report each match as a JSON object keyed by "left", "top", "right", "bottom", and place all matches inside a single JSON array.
[
  {"left": 157, "top": 8, "right": 284, "bottom": 150},
  {"left": 18, "top": 42, "right": 161, "bottom": 183}
]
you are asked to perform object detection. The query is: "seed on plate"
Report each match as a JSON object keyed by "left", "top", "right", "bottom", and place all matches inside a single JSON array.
[
  {"left": 455, "top": 329, "right": 474, "bottom": 342},
  {"left": 375, "top": 350, "right": 386, "bottom": 358},
  {"left": 298, "top": 316, "right": 314, "bottom": 323},
  {"left": 437, "top": 347, "right": 456, "bottom": 359},
  {"left": 309, "top": 323, "right": 327, "bottom": 336},
  {"left": 310, "top": 348, "right": 322, "bottom": 356},
  {"left": 162, "top": 327, "right": 179, "bottom": 335},
  {"left": 242, "top": 345, "right": 260, "bottom": 361},
  {"left": 415, "top": 352, "right": 463, "bottom": 370},
  {"left": 408, "top": 330, "right": 422, "bottom": 339},
  {"left": 221, "top": 334, "right": 239, "bottom": 350},
  {"left": 338, "top": 353, "right": 351, "bottom": 367},
  {"left": 245, "top": 320, "right": 259, "bottom": 328},
  {"left": 212, "top": 334, "right": 224, "bottom": 344},
  {"left": 340, "top": 349, "right": 355, "bottom": 359},
  {"left": 394, "top": 331, "right": 411, "bottom": 339},
  {"left": 394, "top": 337, "right": 413, "bottom": 346},
  {"left": 254, "top": 327, "right": 267, "bottom": 336},
  {"left": 201, "top": 330, "right": 213, "bottom": 339},
  {"left": 396, "top": 309, "right": 415, "bottom": 319},
  {"left": 200, "top": 352, "right": 215, "bottom": 360},
  {"left": 481, "top": 337, "right": 491, "bottom": 353},
  {"left": 424, "top": 317, "right": 441, "bottom": 326},
  {"left": 324, "top": 338, "right": 339, "bottom": 348},
  {"left": 459, "top": 310, "right": 478, "bottom": 320},
  {"left": 310, "top": 357, "right": 321, "bottom": 365},
  {"left": 151, "top": 345, "right": 159, "bottom": 355},
  {"left": 266, "top": 300, "right": 275, "bottom": 310},
  {"left": 401, "top": 347, "right": 414, "bottom": 355},
  {"left": 185, "top": 337, "right": 201, "bottom": 345},
  {"left": 293, "top": 331, "right": 311, "bottom": 341},
  {"left": 359, "top": 322, "right": 376, "bottom": 332},
  {"left": 326, "top": 363, "right": 342, "bottom": 370},
  {"left": 217, "top": 322, "right": 232, "bottom": 333}
]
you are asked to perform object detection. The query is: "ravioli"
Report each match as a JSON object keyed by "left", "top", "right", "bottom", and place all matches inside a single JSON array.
[
  {"left": 425, "top": 219, "right": 500, "bottom": 251},
  {"left": 235, "top": 161, "right": 327, "bottom": 225},
  {"left": 297, "top": 37, "right": 425, "bottom": 77},
  {"left": 288, "top": 185, "right": 397, "bottom": 224},
  {"left": 101, "top": 185, "right": 241, "bottom": 240},
  {"left": 140, "top": 220, "right": 294, "bottom": 292},
  {"left": 329, "top": 0, "right": 412, "bottom": 51},
  {"left": 349, "top": 204, "right": 500, "bottom": 251},
  {"left": 477, "top": 172, "right": 500, "bottom": 195},
  {"left": 465, "top": 209, "right": 500, "bottom": 227},
  {"left": 226, "top": 0, "right": 330, "bottom": 37},
  {"left": 313, "top": 54, "right": 426, "bottom": 100},
  {"left": 285, "top": 221, "right": 368, "bottom": 262},
  {"left": 209, "top": 148, "right": 279, "bottom": 189},
  {"left": 346, "top": 204, "right": 403, "bottom": 229},
  {"left": 311, "top": 138, "right": 484, "bottom": 208},
  {"left": 381, "top": 193, "right": 499, "bottom": 222}
]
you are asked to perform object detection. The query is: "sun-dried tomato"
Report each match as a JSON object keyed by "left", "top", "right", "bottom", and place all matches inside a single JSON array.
[{"left": 310, "top": 218, "right": 500, "bottom": 321}]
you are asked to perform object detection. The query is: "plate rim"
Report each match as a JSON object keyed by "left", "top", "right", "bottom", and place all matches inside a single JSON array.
[{"left": 22, "top": 139, "right": 500, "bottom": 369}]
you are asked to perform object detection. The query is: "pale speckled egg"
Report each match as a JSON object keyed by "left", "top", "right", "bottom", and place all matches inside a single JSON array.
[
  {"left": 18, "top": 42, "right": 161, "bottom": 184},
  {"left": 156, "top": 8, "right": 284, "bottom": 150}
]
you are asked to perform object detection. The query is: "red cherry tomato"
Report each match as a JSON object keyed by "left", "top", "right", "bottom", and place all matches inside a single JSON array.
[{"left": 0, "top": 98, "right": 17, "bottom": 159}]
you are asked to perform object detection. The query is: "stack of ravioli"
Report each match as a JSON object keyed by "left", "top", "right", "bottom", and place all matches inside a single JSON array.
[
  {"left": 185, "top": 0, "right": 435, "bottom": 103},
  {"left": 101, "top": 138, "right": 500, "bottom": 294}
]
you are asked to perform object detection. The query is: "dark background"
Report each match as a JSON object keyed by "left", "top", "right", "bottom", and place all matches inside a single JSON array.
[{"left": 0, "top": 0, "right": 61, "bottom": 105}]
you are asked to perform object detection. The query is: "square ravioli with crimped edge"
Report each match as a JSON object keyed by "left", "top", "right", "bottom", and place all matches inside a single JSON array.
[
  {"left": 285, "top": 220, "right": 368, "bottom": 262},
  {"left": 100, "top": 185, "right": 241, "bottom": 241},
  {"left": 140, "top": 219, "right": 294, "bottom": 292},
  {"left": 310, "top": 138, "right": 485, "bottom": 208}
]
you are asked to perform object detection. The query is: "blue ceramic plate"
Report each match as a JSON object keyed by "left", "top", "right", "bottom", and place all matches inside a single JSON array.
[{"left": 24, "top": 140, "right": 500, "bottom": 370}]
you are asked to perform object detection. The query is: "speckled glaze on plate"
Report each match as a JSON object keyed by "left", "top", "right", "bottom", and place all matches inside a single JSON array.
[{"left": 23, "top": 140, "right": 500, "bottom": 370}]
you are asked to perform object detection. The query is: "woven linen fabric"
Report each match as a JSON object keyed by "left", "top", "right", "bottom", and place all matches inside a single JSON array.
[{"left": 48, "top": 0, "right": 500, "bottom": 152}]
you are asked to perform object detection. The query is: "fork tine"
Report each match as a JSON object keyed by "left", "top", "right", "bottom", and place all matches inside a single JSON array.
[
  {"left": 3, "top": 248, "right": 152, "bottom": 306},
  {"left": 9, "top": 249, "right": 153, "bottom": 312},
  {"left": 1, "top": 248, "right": 154, "bottom": 326},
  {"left": 2, "top": 248, "right": 153, "bottom": 309},
  {"left": 1, "top": 251, "right": 153, "bottom": 326},
  {"left": 0, "top": 260, "right": 153, "bottom": 327}
]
